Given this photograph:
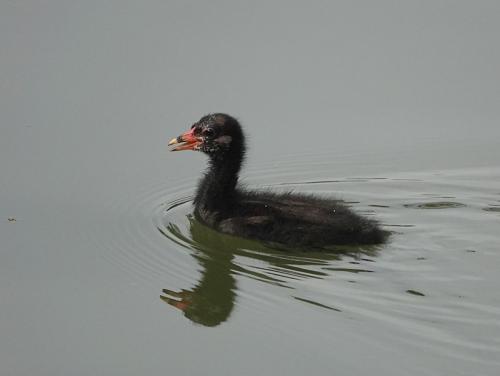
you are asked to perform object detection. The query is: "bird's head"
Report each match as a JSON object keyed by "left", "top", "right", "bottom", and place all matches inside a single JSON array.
[{"left": 169, "top": 114, "right": 245, "bottom": 158}]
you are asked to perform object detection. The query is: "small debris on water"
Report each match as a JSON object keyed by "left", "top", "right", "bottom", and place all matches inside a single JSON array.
[{"left": 8, "top": 217, "right": 16, "bottom": 222}]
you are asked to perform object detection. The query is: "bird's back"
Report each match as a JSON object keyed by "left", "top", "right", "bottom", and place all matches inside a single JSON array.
[{"left": 208, "top": 190, "right": 388, "bottom": 248}]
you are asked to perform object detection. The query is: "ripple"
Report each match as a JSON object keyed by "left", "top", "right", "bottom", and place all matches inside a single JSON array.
[
  {"left": 82, "top": 150, "right": 500, "bottom": 367},
  {"left": 404, "top": 201, "right": 466, "bottom": 209},
  {"left": 483, "top": 206, "right": 500, "bottom": 212},
  {"left": 293, "top": 296, "right": 342, "bottom": 312},
  {"left": 154, "top": 179, "right": 389, "bottom": 326},
  {"left": 406, "top": 289, "right": 426, "bottom": 296},
  {"left": 78, "top": 176, "right": 200, "bottom": 288},
  {"left": 156, "top": 193, "right": 380, "bottom": 285}
]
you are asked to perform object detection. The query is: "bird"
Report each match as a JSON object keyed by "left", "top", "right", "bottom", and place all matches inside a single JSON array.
[{"left": 168, "top": 113, "right": 388, "bottom": 249}]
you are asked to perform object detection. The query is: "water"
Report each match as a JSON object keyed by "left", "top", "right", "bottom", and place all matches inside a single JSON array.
[
  {"left": 2, "top": 2, "right": 500, "bottom": 375},
  {"left": 6, "top": 148, "right": 500, "bottom": 375},
  {"left": 3, "top": 145, "right": 500, "bottom": 376},
  {"left": 155, "top": 165, "right": 500, "bottom": 353}
]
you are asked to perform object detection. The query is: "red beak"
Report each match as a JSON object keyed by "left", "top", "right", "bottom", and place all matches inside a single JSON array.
[{"left": 168, "top": 128, "right": 201, "bottom": 151}]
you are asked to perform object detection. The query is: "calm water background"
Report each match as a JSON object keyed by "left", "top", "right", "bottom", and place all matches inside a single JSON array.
[{"left": 2, "top": 1, "right": 500, "bottom": 375}]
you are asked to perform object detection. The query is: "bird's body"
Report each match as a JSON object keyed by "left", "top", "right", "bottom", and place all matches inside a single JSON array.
[{"left": 169, "top": 114, "right": 388, "bottom": 248}]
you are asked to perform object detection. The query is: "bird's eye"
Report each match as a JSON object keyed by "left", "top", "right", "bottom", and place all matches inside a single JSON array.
[{"left": 203, "top": 128, "right": 215, "bottom": 137}]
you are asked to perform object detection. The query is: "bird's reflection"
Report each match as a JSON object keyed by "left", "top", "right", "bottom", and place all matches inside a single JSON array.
[
  {"left": 160, "top": 219, "right": 236, "bottom": 326},
  {"left": 160, "top": 215, "right": 379, "bottom": 327}
]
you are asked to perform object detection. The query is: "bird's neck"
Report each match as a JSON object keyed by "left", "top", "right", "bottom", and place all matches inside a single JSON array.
[{"left": 194, "top": 153, "right": 242, "bottom": 213}]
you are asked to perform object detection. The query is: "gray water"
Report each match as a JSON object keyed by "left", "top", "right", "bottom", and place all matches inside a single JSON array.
[{"left": 2, "top": 1, "right": 500, "bottom": 375}]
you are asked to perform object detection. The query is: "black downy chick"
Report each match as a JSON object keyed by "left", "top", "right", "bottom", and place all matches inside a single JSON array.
[{"left": 169, "top": 114, "right": 388, "bottom": 248}]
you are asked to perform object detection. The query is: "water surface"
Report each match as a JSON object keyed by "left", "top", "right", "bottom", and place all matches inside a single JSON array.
[{"left": 2, "top": 2, "right": 500, "bottom": 376}]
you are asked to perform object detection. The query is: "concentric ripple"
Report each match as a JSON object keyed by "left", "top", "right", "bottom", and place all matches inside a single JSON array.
[
  {"left": 84, "top": 155, "right": 500, "bottom": 367},
  {"left": 151, "top": 164, "right": 500, "bottom": 366},
  {"left": 155, "top": 183, "right": 380, "bottom": 286}
]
